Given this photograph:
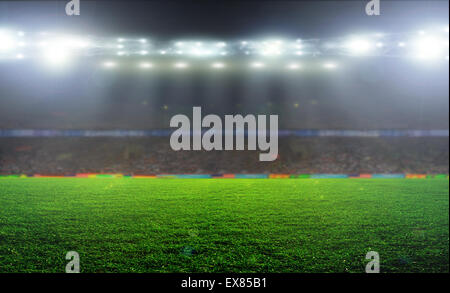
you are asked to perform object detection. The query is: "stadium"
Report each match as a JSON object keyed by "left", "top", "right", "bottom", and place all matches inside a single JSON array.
[{"left": 0, "top": 0, "right": 449, "bottom": 278}]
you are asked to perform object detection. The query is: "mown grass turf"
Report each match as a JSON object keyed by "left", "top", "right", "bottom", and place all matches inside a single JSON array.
[{"left": 0, "top": 178, "right": 448, "bottom": 273}]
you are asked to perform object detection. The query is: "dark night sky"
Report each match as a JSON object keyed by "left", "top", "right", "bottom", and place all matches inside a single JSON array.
[{"left": 0, "top": 0, "right": 448, "bottom": 39}]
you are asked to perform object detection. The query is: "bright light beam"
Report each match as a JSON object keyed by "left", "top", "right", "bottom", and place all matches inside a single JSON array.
[
  {"left": 0, "top": 31, "right": 16, "bottom": 51},
  {"left": 286, "top": 63, "right": 301, "bottom": 70},
  {"left": 345, "top": 39, "right": 372, "bottom": 55},
  {"left": 250, "top": 62, "right": 265, "bottom": 69},
  {"left": 139, "top": 62, "right": 153, "bottom": 69},
  {"left": 41, "top": 46, "right": 71, "bottom": 66},
  {"left": 211, "top": 62, "right": 226, "bottom": 69},
  {"left": 174, "top": 62, "right": 189, "bottom": 69},
  {"left": 102, "top": 61, "right": 117, "bottom": 68},
  {"left": 412, "top": 36, "right": 446, "bottom": 60},
  {"left": 323, "top": 62, "right": 337, "bottom": 69}
]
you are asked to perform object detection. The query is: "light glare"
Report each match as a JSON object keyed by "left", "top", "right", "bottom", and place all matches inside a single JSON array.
[
  {"left": 139, "top": 62, "right": 153, "bottom": 69},
  {"left": 0, "top": 31, "right": 15, "bottom": 51},
  {"left": 103, "top": 61, "right": 117, "bottom": 68},
  {"left": 42, "top": 47, "right": 71, "bottom": 66},
  {"left": 250, "top": 62, "right": 265, "bottom": 69},
  {"left": 287, "top": 63, "right": 300, "bottom": 70},
  {"left": 346, "top": 39, "right": 372, "bottom": 55},
  {"left": 211, "top": 62, "right": 225, "bottom": 69},
  {"left": 323, "top": 62, "right": 337, "bottom": 69},
  {"left": 174, "top": 62, "right": 188, "bottom": 69},
  {"left": 412, "top": 36, "right": 446, "bottom": 60}
]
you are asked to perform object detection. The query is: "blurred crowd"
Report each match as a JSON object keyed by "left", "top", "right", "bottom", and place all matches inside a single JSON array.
[{"left": 0, "top": 137, "right": 448, "bottom": 175}]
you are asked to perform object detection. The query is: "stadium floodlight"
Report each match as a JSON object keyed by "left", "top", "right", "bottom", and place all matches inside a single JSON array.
[
  {"left": 0, "top": 31, "right": 15, "bottom": 51},
  {"left": 139, "top": 62, "right": 153, "bottom": 69},
  {"left": 102, "top": 61, "right": 117, "bottom": 68},
  {"left": 15, "top": 54, "right": 24, "bottom": 59},
  {"left": 37, "top": 37, "right": 87, "bottom": 66},
  {"left": 412, "top": 36, "right": 446, "bottom": 60},
  {"left": 174, "top": 62, "right": 189, "bottom": 69},
  {"left": 190, "top": 48, "right": 212, "bottom": 57},
  {"left": 38, "top": 37, "right": 91, "bottom": 62},
  {"left": 261, "top": 49, "right": 281, "bottom": 56},
  {"left": 3, "top": 30, "right": 449, "bottom": 64},
  {"left": 250, "top": 62, "right": 265, "bottom": 69},
  {"left": 65, "top": 37, "right": 90, "bottom": 49},
  {"left": 41, "top": 46, "right": 71, "bottom": 66},
  {"left": 211, "top": 62, "right": 226, "bottom": 69},
  {"left": 345, "top": 39, "right": 372, "bottom": 55},
  {"left": 323, "top": 62, "right": 337, "bottom": 69},
  {"left": 286, "top": 62, "right": 300, "bottom": 70},
  {"left": 259, "top": 40, "right": 283, "bottom": 57}
]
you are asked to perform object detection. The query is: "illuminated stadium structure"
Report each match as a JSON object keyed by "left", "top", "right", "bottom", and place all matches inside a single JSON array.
[{"left": 0, "top": 26, "right": 449, "bottom": 71}]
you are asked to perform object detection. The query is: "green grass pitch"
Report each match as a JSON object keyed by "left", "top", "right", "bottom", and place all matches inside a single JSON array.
[{"left": 0, "top": 178, "right": 448, "bottom": 273}]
